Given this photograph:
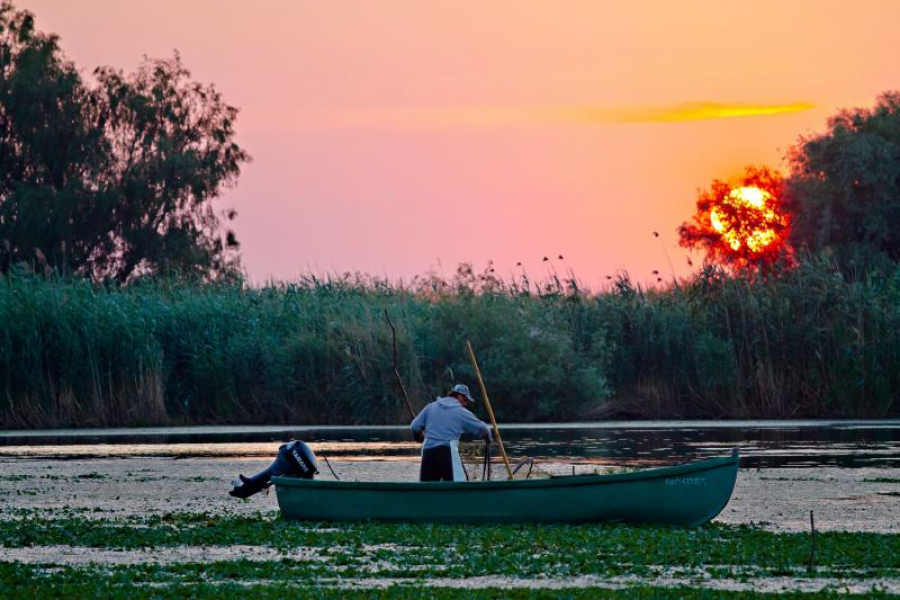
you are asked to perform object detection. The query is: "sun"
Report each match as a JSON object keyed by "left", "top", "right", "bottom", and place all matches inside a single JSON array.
[
  {"left": 678, "top": 166, "right": 791, "bottom": 269},
  {"left": 710, "top": 186, "right": 782, "bottom": 253}
]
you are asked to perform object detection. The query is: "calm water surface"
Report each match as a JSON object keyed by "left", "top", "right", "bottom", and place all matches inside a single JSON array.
[{"left": 2, "top": 420, "right": 899, "bottom": 469}]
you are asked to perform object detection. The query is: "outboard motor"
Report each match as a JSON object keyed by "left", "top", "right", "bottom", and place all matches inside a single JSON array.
[{"left": 229, "top": 440, "right": 318, "bottom": 499}]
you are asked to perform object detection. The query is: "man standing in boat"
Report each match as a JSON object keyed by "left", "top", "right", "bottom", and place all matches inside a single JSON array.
[{"left": 411, "top": 384, "right": 492, "bottom": 482}]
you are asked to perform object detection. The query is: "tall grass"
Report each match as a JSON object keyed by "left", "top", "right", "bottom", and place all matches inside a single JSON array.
[
  {"left": 1, "top": 257, "right": 898, "bottom": 428},
  {"left": 596, "top": 257, "right": 900, "bottom": 418}
]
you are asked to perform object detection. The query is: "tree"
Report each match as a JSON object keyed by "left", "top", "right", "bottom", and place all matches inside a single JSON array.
[
  {"left": 786, "top": 92, "right": 900, "bottom": 272},
  {"left": 0, "top": 1, "right": 249, "bottom": 281},
  {"left": 678, "top": 165, "right": 790, "bottom": 271}
]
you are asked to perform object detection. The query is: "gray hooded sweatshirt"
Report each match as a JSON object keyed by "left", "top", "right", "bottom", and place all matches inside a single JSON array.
[{"left": 410, "top": 397, "right": 493, "bottom": 450}]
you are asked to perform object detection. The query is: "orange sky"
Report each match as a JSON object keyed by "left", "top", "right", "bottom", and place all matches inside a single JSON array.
[{"left": 19, "top": 1, "right": 900, "bottom": 287}]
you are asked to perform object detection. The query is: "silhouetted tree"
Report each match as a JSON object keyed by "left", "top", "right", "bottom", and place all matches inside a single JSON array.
[
  {"left": 0, "top": 2, "right": 249, "bottom": 281},
  {"left": 678, "top": 166, "right": 789, "bottom": 271},
  {"left": 786, "top": 92, "right": 900, "bottom": 273}
]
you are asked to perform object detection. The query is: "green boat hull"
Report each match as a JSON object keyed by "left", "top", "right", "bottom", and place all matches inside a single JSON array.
[{"left": 273, "top": 450, "right": 739, "bottom": 526}]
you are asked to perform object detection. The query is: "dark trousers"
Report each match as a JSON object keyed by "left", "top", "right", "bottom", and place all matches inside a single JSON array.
[{"left": 420, "top": 445, "right": 453, "bottom": 482}]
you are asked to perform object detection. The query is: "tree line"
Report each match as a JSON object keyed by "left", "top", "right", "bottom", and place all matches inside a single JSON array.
[{"left": 1, "top": 1, "right": 248, "bottom": 283}]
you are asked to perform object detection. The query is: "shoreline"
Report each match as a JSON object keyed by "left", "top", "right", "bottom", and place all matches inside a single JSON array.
[{"left": 4, "top": 418, "right": 900, "bottom": 438}]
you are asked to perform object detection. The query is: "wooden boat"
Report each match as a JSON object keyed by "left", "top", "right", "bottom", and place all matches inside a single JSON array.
[{"left": 273, "top": 449, "right": 739, "bottom": 525}]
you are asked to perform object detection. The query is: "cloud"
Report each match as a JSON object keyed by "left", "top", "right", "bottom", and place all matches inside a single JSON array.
[
  {"left": 571, "top": 102, "right": 816, "bottom": 123},
  {"left": 306, "top": 101, "right": 816, "bottom": 129}
]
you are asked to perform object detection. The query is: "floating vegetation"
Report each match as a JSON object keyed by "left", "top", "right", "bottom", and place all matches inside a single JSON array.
[
  {"left": 3, "top": 567, "right": 894, "bottom": 599},
  {"left": 1, "top": 514, "right": 898, "bottom": 597},
  {"left": 2, "top": 514, "right": 899, "bottom": 575}
]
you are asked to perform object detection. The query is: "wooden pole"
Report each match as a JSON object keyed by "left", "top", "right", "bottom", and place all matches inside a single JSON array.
[
  {"left": 466, "top": 340, "right": 513, "bottom": 479},
  {"left": 384, "top": 310, "right": 416, "bottom": 421},
  {"left": 808, "top": 510, "right": 817, "bottom": 571}
]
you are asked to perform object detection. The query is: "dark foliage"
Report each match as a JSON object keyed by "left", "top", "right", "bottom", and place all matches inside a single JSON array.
[
  {"left": 0, "top": 2, "right": 248, "bottom": 282},
  {"left": 786, "top": 92, "right": 900, "bottom": 274}
]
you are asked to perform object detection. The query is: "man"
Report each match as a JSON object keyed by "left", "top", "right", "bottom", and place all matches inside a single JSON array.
[{"left": 411, "top": 383, "right": 493, "bottom": 482}]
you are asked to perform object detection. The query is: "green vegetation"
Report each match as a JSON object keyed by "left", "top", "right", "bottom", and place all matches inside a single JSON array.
[
  {"left": 1, "top": 577, "right": 895, "bottom": 600},
  {"left": 0, "top": 2, "right": 248, "bottom": 282},
  {"left": 787, "top": 92, "right": 900, "bottom": 273},
  {"left": 2, "top": 571, "right": 890, "bottom": 600},
  {"left": 3, "top": 513, "right": 899, "bottom": 577},
  {"left": 1, "top": 514, "right": 897, "bottom": 597},
  {"left": 3, "top": 254, "right": 900, "bottom": 427}
]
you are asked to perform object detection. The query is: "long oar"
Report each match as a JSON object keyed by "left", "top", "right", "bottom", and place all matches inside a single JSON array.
[
  {"left": 384, "top": 310, "right": 416, "bottom": 421},
  {"left": 466, "top": 340, "right": 513, "bottom": 479}
]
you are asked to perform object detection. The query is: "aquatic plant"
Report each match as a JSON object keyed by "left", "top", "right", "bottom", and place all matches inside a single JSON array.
[{"left": 1, "top": 514, "right": 898, "bottom": 598}]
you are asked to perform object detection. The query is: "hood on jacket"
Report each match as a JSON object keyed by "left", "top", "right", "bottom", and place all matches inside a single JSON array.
[{"left": 436, "top": 397, "right": 461, "bottom": 409}]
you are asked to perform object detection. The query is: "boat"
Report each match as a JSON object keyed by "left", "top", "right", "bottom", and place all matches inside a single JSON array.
[{"left": 272, "top": 448, "right": 739, "bottom": 525}]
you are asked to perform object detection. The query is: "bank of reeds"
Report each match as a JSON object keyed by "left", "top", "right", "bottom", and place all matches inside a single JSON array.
[{"left": 1, "top": 257, "right": 898, "bottom": 428}]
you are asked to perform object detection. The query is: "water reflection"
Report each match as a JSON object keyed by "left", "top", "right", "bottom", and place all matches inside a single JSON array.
[{"left": 1, "top": 421, "right": 899, "bottom": 468}]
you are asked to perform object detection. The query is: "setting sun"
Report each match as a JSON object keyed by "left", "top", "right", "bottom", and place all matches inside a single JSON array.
[
  {"left": 679, "top": 167, "right": 790, "bottom": 268},
  {"left": 710, "top": 186, "right": 782, "bottom": 253}
]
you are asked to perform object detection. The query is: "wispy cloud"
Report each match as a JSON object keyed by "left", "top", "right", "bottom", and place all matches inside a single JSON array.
[
  {"left": 571, "top": 102, "right": 816, "bottom": 123},
  {"left": 308, "top": 101, "right": 816, "bottom": 129}
]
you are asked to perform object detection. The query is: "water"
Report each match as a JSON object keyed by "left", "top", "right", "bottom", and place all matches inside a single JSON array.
[{"left": 2, "top": 420, "right": 899, "bottom": 468}]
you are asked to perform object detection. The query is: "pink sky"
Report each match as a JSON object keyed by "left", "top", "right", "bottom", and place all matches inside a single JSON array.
[{"left": 20, "top": 1, "right": 900, "bottom": 287}]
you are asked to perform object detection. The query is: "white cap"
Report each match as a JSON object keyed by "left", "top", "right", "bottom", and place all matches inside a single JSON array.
[{"left": 451, "top": 383, "right": 476, "bottom": 403}]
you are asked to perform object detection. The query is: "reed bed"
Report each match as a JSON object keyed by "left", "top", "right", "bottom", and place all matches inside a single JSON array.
[{"left": 1, "top": 257, "right": 898, "bottom": 428}]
